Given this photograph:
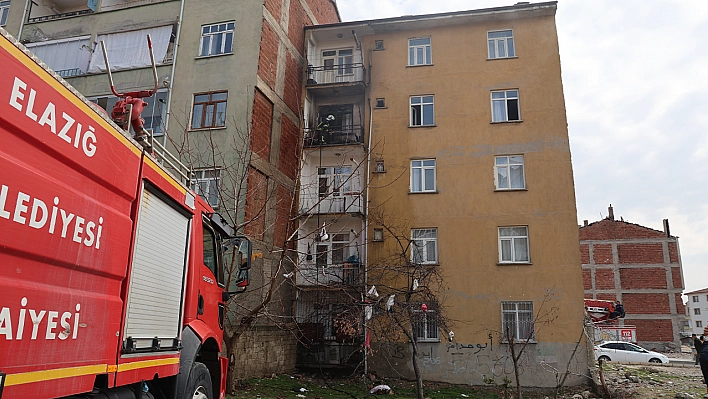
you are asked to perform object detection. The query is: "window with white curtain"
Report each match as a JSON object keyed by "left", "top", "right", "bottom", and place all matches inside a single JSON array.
[
  {"left": 488, "top": 30, "right": 516, "bottom": 59},
  {"left": 89, "top": 25, "right": 172, "bottom": 73},
  {"left": 495, "top": 155, "right": 525, "bottom": 190},
  {"left": 411, "top": 228, "right": 438, "bottom": 264},
  {"left": 0, "top": 1, "right": 10, "bottom": 26},
  {"left": 25, "top": 36, "right": 92, "bottom": 78},
  {"left": 408, "top": 37, "right": 432, "bottom": 66},
  {"left": 491, "top": 90, "right": 520, "bottom": 122},
  {"left": 502, "top": 301, "right": 534, "bottom": 341},
  {"left": 411, "top": 159, "right": 436, "bottom": 193},
  {"left": 498, "top": 226, "right": 529, "bottom": 263}
]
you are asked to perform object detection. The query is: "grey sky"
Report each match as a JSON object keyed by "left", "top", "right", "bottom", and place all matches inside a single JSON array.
[{"left": 336, "top": 0, "right": 708, "bottom": 293}]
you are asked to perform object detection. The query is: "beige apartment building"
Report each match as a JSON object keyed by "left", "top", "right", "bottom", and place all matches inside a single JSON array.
[{"left": 297, "top": 1, "right": 589, "bottom": 387}]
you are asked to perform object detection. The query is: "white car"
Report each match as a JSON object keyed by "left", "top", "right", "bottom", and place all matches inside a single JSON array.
[{"left": 594, "top": 341, "right": 669, "bottom": 364}]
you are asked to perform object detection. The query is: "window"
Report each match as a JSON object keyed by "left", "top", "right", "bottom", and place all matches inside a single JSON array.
[
  {"left": 191, "top": 91, "right": 227, "bottom": 129},
  {"left": 693, "top": 296, "right": 700, "bottom": 303},
  {"left": 411, "top": 159, "right": 436, "bottom": 193},
  {"left": 373, "top": 228, "right": 384, "bottom": 242},
  {"left": 492, "top": 90, "right": 520, "bottom": 122},
  {"left": 408, "top": 37, "right": 431, "bottom": 65},
  {"left": 88, "top": 26, "right": 173, "bottom": 73},
  {"left": 502, "top": 301, "right": 534, "bottom": 341},
  {"left": 374, "top": 160, "right": 385, "bottom": 173},
  {"left": 375, "top": 98, "right": 386, "bottom": 108},
  {"left": 697, "top": 321, "right": 703, "bottom": 328},
  {"left": 202, "top": 220, "right": 223, "bottom": 285},
  {"left": 199, "top": 22, "right": 234, "bottom": 57},
  {"left": 488, "top": 30, "right": 515, "bottom": 59},
  {"left": 90, "top": 91, "right": 168, "bottom": 136},
  {"left": 191, "top": 169, "right": 221, "bottom": 208},
  {"left": 410, "top": 95, "right": 434, "bottom": 126},
  {"left": 498, "top": 226, "right": 529, "bottom": 263},
  {"left": 316, "top": 233, "right": 350, "bottom": 266},
  {"left": 26, "top": 36, "right": 92, "bottom": 78},
  {"left": 411, "top": 228, "right": 438, "bottom": 264},
  {"left": 375, "top": 40, "right": 384, "bottom": 50},
  {"left": 318, "top": 166, "right": 352, "bottom": 198},
  {"left": 413, "top": 304, "right": 439, "bottom": 342},
  {"left": 1, "top": 2, "right": 11, "bottom": 27},
  {"left": 322, "top": 49, "right": 353, "bottom": 75},
  {"left": 695, "top": 308, "right": 701, "bottom": 315},
  {"left": 495, "top": 155, "right": 525, "bottom": 190}
]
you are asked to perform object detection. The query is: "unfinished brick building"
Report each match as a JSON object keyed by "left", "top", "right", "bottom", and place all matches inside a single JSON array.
[{"left": 580, "top": 206, "right": 685, "bottom": 350}]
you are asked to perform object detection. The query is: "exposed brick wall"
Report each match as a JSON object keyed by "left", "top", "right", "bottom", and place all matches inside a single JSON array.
[
  {"left": 230, "top": 325, "right": 297, "bottom": 382},
  {"left": 596, "top": 293, "right": 616, "bottom": 301},
  {"left": 279, "top": 115, "right": 299, "bottom": 180},
  {"left": 244, "top": 167, "right": 267, "bottom": 240},
  {"left": 303, "top": 0, "right": 340, "bottom": 25},
  {"left": 623, "top": 293, "right": 670, "bottom": 314},
  {"left": 619, "top": 268, "right": 667, "bottom": 289},
  {"left": 617, "top": 243, "right": 664, "bottom": 264},
  {"left": 595, "top": 268, "right": 615, "bottom": 290},
  {"left": 264, "top": 0, "right": 282, "bottom": 21},
  {"left": 593, "top": 244, "right": 613, "bottom": 264},
  {"left": 273, "top": 185, "right": 294, "bottom": 247},
  {"left": 257, "top": 21, "right": 279, "bottom": 91},
  {"left": 625, "top": 319, "right": 674, "bottom": 343},
  {"left": 580, "top": 244, "right": 590, "bottom": 265},
  {"left": 582, "top": 269, "right": 592, "bottom": 290},
  {"left": 675, "top": 293, "right": 685, "bottom": 315},
  {"left": 283, "top": 52, "right": 302, "bottom": 114},
  {"left": 579, "top": 219, "right": 666, "bottom": 240},
  {"left": 288, "top": 0, "right": 308, "bottom": 55},
  {"left": 671, "top": 267, "right": 683, "bottom": 289},
  {"left": 251, "top": 89, "right": 273, "bottom": 161},
  {"left": 668, "top": 242, "right": 679, "bottom": 263}
]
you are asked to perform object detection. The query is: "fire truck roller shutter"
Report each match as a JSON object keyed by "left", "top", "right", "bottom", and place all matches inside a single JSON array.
[{"left": 123, "top": 182, "right": 191, "bottom": 352}]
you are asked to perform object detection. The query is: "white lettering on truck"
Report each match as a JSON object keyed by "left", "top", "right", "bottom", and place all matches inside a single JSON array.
[
  {"left": 0, "top": 298, "right": 82, "bottom": 340},
  {"left": 9, "top": 77, "right": 97, "bottom": 157},
  {"left": 0, "top": 184, "right": 104, "bottom": 249}
]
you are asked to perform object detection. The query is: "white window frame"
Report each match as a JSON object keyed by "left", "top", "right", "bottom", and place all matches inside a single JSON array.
[
  {"left": 697, "top": 321, "right": 703, "bottom": 328},
  {"left": 408, "top": 37, "right": 432, "bottom": 66},
  {"left": 191, "top": 169, "right": 221, "bottom": 208},
  {"left": 410, "top": 159, "right": 436, "bottom": 193},
  {"left": 318, "top": 166, "right": 353, "bottom": 198},
  {"left": 315, "top": 233, "right": 350, "bottom": 267},
  {"left": 495, "top": 155, "right": 525, "bottom": 190},
  {"left": 411, "top": 228, "right": 438, "bottom": 265},
  {"left": 410, "top": 95, "right": 434, "bottom": 126},
  {"left": 199, "top": 21, "right": 234, "bottom": 57},
  {"left": 693, "top": 296, "right": 699, "bottom": 303},
  {"left": 695, "top": 308, "right": 701, "bottom": 315},
  {"left": 322, "top": 48, "right": 354, "bottom": 76},
  {"left": 502, "top": 301, "right": 534, "bottom": 342},
  {"left": 413, "top": 306, "right": 440, "bottom": 342},
  {"left": 498, "top": 226, "right": 530, "bottom": 263},
  {"left": 488, "top": 30, "right": 516, "bottom": 59},
  {"left": 491, "top": 90, "right": 520, "bottom": 122},
  {"left": 0, "top": 1, "right": 10, "bottom": 27}
]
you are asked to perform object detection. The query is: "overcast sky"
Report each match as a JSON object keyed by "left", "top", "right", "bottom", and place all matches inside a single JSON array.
[{"left": 336, "top": 0, "right": 708, "bottom": 294}]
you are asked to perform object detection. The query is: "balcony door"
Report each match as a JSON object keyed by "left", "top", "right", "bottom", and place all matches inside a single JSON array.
[{"left": 322, "top": 48, "right": 353, "bottom": 76}]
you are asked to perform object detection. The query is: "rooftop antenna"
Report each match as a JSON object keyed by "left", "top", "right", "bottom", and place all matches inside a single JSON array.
[{"left": 101, "top": 35, "right": 159, "bottom": 152}]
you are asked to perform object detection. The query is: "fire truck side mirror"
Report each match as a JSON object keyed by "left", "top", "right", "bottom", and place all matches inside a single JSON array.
[{"left": 238, "top": 238, "right": 252, "bottom": 271}]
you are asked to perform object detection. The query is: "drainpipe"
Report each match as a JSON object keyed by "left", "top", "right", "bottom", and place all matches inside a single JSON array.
[
  {"left": 363, "top": 95, "right": 373, "bottom": 375},
  {"left": 162, "top": 0, "right": 185, "bottom": 144},
  {"left": 18, "top": 0, "right": 31, "bottom": 38}
]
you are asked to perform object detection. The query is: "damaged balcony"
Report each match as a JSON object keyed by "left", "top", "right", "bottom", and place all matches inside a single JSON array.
[
  {"left": 306, "top": 57, "right": 365, "bottom": 98},
  {"left": 303, "top": 125, "right": 363, "bottom": 147}
]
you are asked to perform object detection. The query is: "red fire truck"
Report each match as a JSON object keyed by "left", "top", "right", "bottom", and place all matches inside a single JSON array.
[{"left": 0, "top": 28, "right": 250, "bottom": 399}]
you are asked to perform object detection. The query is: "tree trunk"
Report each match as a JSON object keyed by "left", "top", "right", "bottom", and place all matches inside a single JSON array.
[{"left": 410, "top": 341, "right": 425, "bottom": 399}]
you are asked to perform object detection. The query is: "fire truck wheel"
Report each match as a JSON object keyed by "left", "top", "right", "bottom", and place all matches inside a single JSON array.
[{"left": 186, "top": 362, "right": 213, "bottom": 399}]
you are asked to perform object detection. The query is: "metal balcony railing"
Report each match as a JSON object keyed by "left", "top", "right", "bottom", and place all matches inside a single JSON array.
[
  {"left": 306, "top": 63, "right": 365, "bottom": 86},
  {"left": 297, "top": 262, "right": 362, "bottom": 287},
  {"left": 28, "top": 9, "right": 92, "bottom": 23},
  {"left": 304, "top": 125, "right": 363, "bottom": 147},
  {"left": 299, "top": 193, "right": 362, "bottom": 215},
  {"left": 55, "top": 68, "right": 84, "bottom": 78},
  {"left": 99, "top": 0, "right": 173, "bottom": 11}
]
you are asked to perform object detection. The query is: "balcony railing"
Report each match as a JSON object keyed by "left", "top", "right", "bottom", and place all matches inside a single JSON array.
[
  {"left": 297, "top": 262, "right": 362, "bottom": 287},
  {"left": 100, "top": 0, "right": 174, "bottom": 12},
  {"left": 306, "top": 63, "right": 365, "bottom": 86},
  {"left": 55, "top": 68, "right": 84, "bottom": 78},
  {"left": 28, "top": 9, "right": 92, "bottom": 23},
  {"left": 299, "top": 193, "right": 362, "bottom": 215},
  {"left": 304, "top": 125, "right": 363, "bottom": 147}
]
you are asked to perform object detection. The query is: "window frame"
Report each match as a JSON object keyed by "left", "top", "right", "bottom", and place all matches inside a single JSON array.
[
  {"left": 0, "top": 1, "right": 10, "bottom": 27},
  {"left": 411, "top": 228, "right": 438, "bottom": 265},
  {"left": 201, "top": 218, "right": 225, "bottom": 287},
  {"left": 317, "top": 166, "right": 353, "bottom": 198},
  {"left": 199, "top": 21, "right": 235, "bottom": 57},
  {"left": 487, "top": 29, "right": 516, "bottom": 59},
  {"left": 498, "top": 226, "right": 530, "bottom": 264},
  {"left": 408, "top": 37, "right": 432, "bottom": 66},
  {"left": 413, "top": 305, "right": 440, "bottom": 342},
  {"left": 191, "top": 91, "right": 228, "bottom": 130},
  {"left": 495, "top": 155, "right": 526, "bottom": 190},
  {"left": 410, "top": 95, "right": 435, "bottom": 127},
  {"left": 693, "top": 296, "right": 699, "bottom": 303},
  {"left": 410, "top": 159, "right": 436, "bottom": 193},
  {"left": 191, "top": 169, "right": 221, "bottom": 209},
  {"left": 491, "top": 89, "right": 521, "bottom": 123},
  {"left": 501, "top": 301, "right": 534, "bottom": 342},
  {"left": 697, "top": 321, "right": 703, "bottom": 328},
  {"left": 695, "top": 308, "right": 701, "bottom": 315}
]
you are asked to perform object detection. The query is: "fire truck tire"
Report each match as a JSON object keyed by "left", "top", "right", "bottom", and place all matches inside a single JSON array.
[{"left": 185, "top": 362, "right": 213, "bottom": 399}]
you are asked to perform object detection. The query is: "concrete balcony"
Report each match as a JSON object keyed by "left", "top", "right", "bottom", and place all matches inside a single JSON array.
[
  {"left": 299, "top": 193, "right": 362, "bottom": 216},
  {"left": 305, "top": 63, "right": 365, "bottom": 98},
  {"left": 297, "top": 262, "right": 361, "bottom": 287},
  {"left": 303, "top": 125, "right": 363, "bottom": 147}
]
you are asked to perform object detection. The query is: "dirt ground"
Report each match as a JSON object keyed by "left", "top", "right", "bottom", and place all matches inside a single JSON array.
[{"left": 597, "top": 362, "right": 707, "bottom": 399}]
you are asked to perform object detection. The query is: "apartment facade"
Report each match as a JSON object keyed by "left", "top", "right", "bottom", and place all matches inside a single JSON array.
[
  {"left": 580, "top": 207, "right": 686, "bottom": 349},
  {"left": 2, "top": 0, "right": 339, "bottom": 382},
  {"left": 686, "top": 288, "right": 708, "bottom": 335},
  {"left": 297, "top": 2, "right": 589, "bottom": 387}
]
